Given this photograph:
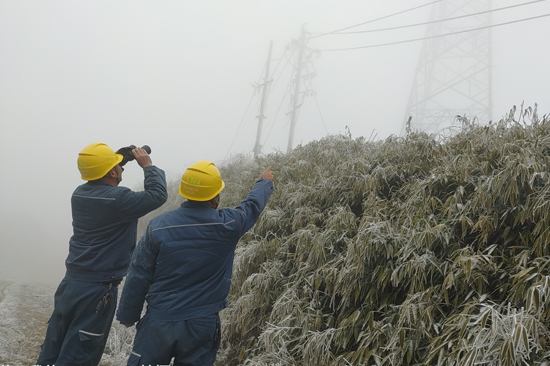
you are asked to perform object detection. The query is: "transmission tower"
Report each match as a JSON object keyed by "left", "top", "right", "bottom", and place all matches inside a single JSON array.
[{"left": 402, "top": 0, "right": 493, "bottom": 135}]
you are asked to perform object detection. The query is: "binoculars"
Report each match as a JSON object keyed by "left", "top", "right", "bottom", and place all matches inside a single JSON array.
[{"left": 116, "top": 145, "right": 152, "bottom": 166}]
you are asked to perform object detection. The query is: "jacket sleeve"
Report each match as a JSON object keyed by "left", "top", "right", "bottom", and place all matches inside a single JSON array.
[
  {"left": 116, "top": 225, "right": 158, "bottom": 324},
  {"left": 117, "top": 165, "right": 168, "bottom": 222},
  {"left": 232, "top": 178, "right": 274, "bottom": 237}
]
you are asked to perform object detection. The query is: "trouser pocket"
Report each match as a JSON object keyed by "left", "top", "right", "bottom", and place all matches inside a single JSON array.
[
  {"left": 127, "top": 351, "right": 142, "bottom": 366},
  {"left": 79, "top": 329, "right": 104, "bottom": 352}
]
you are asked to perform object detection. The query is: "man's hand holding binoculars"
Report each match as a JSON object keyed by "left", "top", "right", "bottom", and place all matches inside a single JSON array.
[
  {"left": 132, "top": 147, "right": 152, "bottom": 168},
  {"left": 116, "top": 145, "right": 153, "bottom": 169}
]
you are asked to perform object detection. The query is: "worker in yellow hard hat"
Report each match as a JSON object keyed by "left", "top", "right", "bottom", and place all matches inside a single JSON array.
[
  {"left": 178, "top": 160, "right": 226, "bottom": 206},
  {"left": 117, "top": 161, "right": 274, "bottom": 366},
  {"left": 36, "top": 142, "right": 168, "bottom": 366},
  {"left": 77, "top": 142, "right": 124, "bottom": 181}
]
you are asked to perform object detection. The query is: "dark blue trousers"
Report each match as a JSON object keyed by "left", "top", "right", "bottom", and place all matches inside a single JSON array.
[
  {"left": 127, "top": 313, "right": 220, "bottom": 366},
  {"left": 36, "top": 278, "right": 118, "bottom": 366}
]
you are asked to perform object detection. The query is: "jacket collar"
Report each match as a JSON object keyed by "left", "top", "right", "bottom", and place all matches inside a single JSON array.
[
  {"left": 86, "top": 180, "right": 111, "bottom": 186},
  {"left": 181, "top": 200, "right": 212, "bottom": 209}
]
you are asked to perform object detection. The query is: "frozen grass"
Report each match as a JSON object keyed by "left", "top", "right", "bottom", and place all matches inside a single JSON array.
[
  {"left": 213, "top": 106, "right": 550, "bottom": 366},
  {"left": 0, "top": 282, "right": 54, "bottom": 365}
]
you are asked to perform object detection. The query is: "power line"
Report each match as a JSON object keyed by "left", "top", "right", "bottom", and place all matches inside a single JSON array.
[
  {"left": 304, "top": 62, "right": 329, "bottom": 134},
  {"left": 262, "top": 77, "right": 293, "bottom": 149},
  {"left": 268, "top": 49, "right": 293, "bottom": 99},
  {"left": 313, "top": 93, "right": 329, "bottom": 135},
  {"left": 257, "top": 48, "right": 294, "bottom": 155},
  {"left": 310, "top": 0, "right": 442, "bottom": 39},
  {"left": 226, "top": 47, "right": 293, "bottom": 159},
  {"left": 268, "top": 49, "right": 290, "bottom": 85},
  {"left": 327, "top": 0, "right": 546, "bottom": 35},
  {"left": 321, "top": 13, "right": 550, "bottom": 52},
  {"left": 224, "top": 71, "right": 265, "bottom": 160},
  {"left": 236, "top": 96, "right": 263, "bottom": 147},
  {"left": 224, "top": 92, "right": 257, "bottom": 161}
]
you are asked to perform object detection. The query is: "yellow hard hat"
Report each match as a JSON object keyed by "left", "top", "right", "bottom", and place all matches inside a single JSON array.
[
  {"left": 179, "top": 160, "right": 225, "bottom": 201},
  {"left": 77, "top": 143, "right": 123, "bottom": 181}
]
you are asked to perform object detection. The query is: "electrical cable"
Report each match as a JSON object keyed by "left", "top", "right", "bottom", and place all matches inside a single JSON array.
[
  {"left": 289, "top": 90, "right": 307, "bottom": 138},
  {"left": 262, "top": 43, "right": 323, "bottom": 151},
  {"left": 225, "top": 48, "right": 295, "bottom": 159},
  {"left": 236, "top": 96, "right": 263, "bottom": 149},
  {"left": 225, "top": 99, "right": 259, "bottom": 159},
  {"left": 309, "top": 82, "right": 330, "bottom": 135},
  {"left": 230, "top": 47, "right": 297, "bottom": 157},
  {"left": 253, "top": 48, "right": 288, "bottom": 111},
  {"left": 327, "top": 0, "right": 546, "bottom": 35},
  {"left": 268, "top": 49, "right": 293, "bottom": 99},
  {"left": 306, "top": 63, "right": 330, "bottom": 134},
  {"left": 224, "top": 93, "right": 257, "bottom": 161},
  {"left": 224, "top": 81, "right": 263, "bottom": 160},
  {"left": 283, "top": 46, "right": 297, "bottom": 67},
  {"left": 262, "top": 76, "right": 293, "bottom": 148},
  {"left": 310, "top": 0, "right": 442, "bottom": 39},
  {"left": 269, "top": 49, "right": 289, "bottom": 82},
  {"left": 268, "top": 60, "right": 290, "bottom": 100},
  {"left": 312, "top": 90, "right": 329, "bottom": 135},
  {"left": 255, "top": 48, "right": 295, "bottom": 155},
  {"left": 321, "top": 13, "right": 550, "bottom": 51}
]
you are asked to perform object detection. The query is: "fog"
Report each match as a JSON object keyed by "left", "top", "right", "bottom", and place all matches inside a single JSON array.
[{"left": 0, "top": 0, "right": 548, "bottom": 285}]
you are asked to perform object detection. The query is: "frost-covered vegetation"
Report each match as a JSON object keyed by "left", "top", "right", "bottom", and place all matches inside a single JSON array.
[
  {"left": 210, "top": 106, "right": 550, "bottom": 366},
  {"left": 0, "top": 282, "right": 52, "bottom": 364}
]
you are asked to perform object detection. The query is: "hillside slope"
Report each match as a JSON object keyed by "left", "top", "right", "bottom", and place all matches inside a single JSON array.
[
  {"left": 205, "top": 107, "right": 550, "bottom": 366},
  {"left": 11, "top": 106, "right": 548, "bottom": 365}
]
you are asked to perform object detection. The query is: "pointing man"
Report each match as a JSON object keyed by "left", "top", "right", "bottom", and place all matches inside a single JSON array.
[{"left": 117, "top": 161, "right": 274, "bottom": 366}]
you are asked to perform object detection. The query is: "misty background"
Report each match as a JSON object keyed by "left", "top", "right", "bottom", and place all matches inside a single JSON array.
[{"left": 0, "top": 0, "right": 548, "bottom": 285}]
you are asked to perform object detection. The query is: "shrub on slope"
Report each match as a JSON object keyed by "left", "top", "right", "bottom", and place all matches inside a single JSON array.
[{"left": 214, "top": 107, "right": 550, "bottom": 366}]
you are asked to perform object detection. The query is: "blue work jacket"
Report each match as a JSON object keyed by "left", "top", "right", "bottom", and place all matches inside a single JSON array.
[
  {"left": 116, "top": 178, "right": 273, "bottom": 324},
  {"left": 65, "top": 165, "right": 168, "bottom": 283}
]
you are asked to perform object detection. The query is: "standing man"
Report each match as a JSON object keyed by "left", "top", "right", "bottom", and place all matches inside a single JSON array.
[
  {"left": 36, "top": 142, "right": 168, "bottom": 366},
  {"left": 117, "top": 160, "right": 274, "bottom": 366}
]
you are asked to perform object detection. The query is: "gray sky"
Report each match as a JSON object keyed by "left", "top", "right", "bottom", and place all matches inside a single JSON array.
[{"left": 1, "top": 0, "right": 549, "bottom": 284}]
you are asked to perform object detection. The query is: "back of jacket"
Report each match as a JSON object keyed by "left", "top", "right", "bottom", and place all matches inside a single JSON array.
[
  {"left": 65, "top": 165, "right": 167, "bottom": 282},
  {"left": 146, "top": 202, "right": 242, "bottom": 318},
  {"left": 117, "top": 178, "right": 273, "bottom": 324}
]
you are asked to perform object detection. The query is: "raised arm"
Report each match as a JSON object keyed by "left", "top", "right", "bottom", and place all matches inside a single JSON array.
[
  {"left": 231, "top": 167, "right": 274, "bottom": 237},
  {"left": 117, "top": 154, "right": 168, "bottom": 221}
]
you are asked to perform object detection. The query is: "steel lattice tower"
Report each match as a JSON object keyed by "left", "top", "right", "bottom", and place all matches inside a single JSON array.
[{"left": 402, "top": 0, "right": 492, "bottom": 135}]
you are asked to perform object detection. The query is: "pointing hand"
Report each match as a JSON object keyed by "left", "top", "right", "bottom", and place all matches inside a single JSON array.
[{"left": 260, "top": 167, "right": 274, "bottom": 182}]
